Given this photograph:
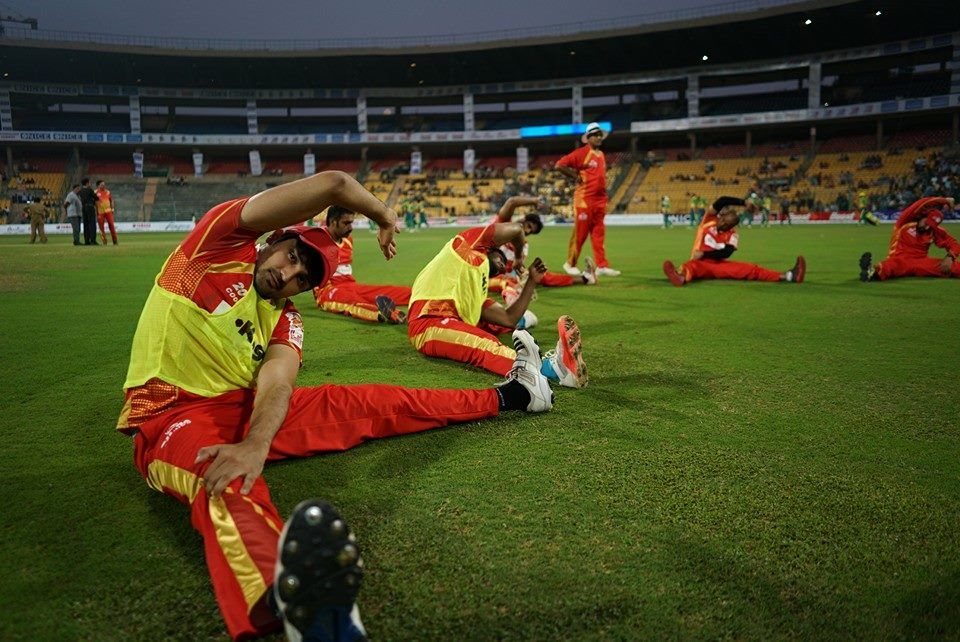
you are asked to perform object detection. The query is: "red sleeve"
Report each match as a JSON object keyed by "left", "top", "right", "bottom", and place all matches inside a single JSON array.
[
  {"left": 268, "top": 300, "right": 304, "bottom": 362},
  {"left": 932, "top": 227, "right": 960, "bottom": 258},
  {"left": 556, "top": 147, "right": 587, "bottom": 170},
  {"left": 451, "top": 225, "right": 496, "bottom": 267},
  {"left": 895, "top": 198, "right": 949, "bottom": 228},
  {"left": 180, "top": 198, "right": 261, "bottom": 260}
]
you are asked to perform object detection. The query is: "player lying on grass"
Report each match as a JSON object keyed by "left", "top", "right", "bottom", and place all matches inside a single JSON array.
[
  {"left": 859, "top": 196, "right": 959, "bottom": 281},
  {"left": 117, "top": 171, "right": 557, "bottom": 642},
  {"left": 662, "top": 196, "right": 806, "bottom": 287},
  {"left": 407, "top": 221, "right": 588, "bottom": 388},
  {"left": 488, "top": 196, "right": 598, "bottom": 304},
  {"left": 312, "top": 205, "right": 411, "bottom": 324}
]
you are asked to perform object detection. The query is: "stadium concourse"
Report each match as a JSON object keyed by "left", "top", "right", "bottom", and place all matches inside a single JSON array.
[{"left": 2, "top": 0, "right": 960, "bottom": 640}]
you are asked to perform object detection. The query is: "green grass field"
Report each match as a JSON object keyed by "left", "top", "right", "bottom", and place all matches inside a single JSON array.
[{"left": 1, "top": 224, "right": 958, "bottom": 641}]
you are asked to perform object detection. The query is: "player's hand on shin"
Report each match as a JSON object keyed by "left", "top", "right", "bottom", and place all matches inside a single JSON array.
[
  {"left": 529, "top": 257, "right": 547, "bottom": 284},
  {"left": 939, "top": 256, "right": 954, "bottom": 274},
  {"left": 195, "top": 440, "right": 269, "bottom": 499}
]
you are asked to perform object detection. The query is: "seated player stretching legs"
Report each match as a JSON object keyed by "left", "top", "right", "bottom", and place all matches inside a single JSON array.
[
  {"left": 859, "top": 196, "right": 959, "bottom": 281},
  {"left": 118, "top": 171, "right": 556, "bottom": 642},
  {"left": 408, "top": 221, "right": 588, "bottom": 388},
  {"left": 663, "top": 196, "right": 805, "bottom": 286},
  {"left": 312, "top": 205, "right": 411, "bottom": 323}
]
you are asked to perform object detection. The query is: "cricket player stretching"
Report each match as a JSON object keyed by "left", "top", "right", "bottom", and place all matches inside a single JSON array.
[
  {"left": 312, "top": 205, "right": 411, "bottom": 323},
  {"left": 117, "top": 171, "right": 555, "bottom": 642},
  {"left": 859, "top": 196, "right": 959, "bottom": 281},
  {"left": 488, "top": 196, "right": 597, "bottom": 301},
  {"left": 663, "top": 196, "right": 806, "bottom": 286},
  {"left": 407, "top": 221, "right": 588, "bottom": 388},
  {"left": 556, "top": 122, "right": 621, "bottom": 277}
]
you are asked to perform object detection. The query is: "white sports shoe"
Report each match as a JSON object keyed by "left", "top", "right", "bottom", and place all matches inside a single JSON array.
[
  {"left": 504, "top": 330, "right": 553, "bottom": 412},
  {"left": 596, "top": 266, "right": 621, "bottom": 277},
  {"left": 582, "top": 257, "right": 598, "bottom": 285},
  {"left": 562, "top": 261, "right": 583, "bottom": 276},
  {"left": 519, "top": 309, "right": 538, "bottom": 330},
  {"left": 274, "top": 500, "right": 368, "bottom": 642}
]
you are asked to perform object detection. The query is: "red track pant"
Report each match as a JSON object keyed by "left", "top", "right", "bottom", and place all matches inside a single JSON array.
[
  {"left": 408, "top": 314, "right": 516, "bottom": 376},
  {"left": 682, "top": 259, "right": 781, "bottom": 283},
  {"left": 566, "top": 202, "right": 609, "bottom": 268},
  {"left": 314, "top": 280, "right": 412, "bottom": 322},
  {"left": 876, "top": 255, "right": 960, "bottom": 280},
  {"left": 133, "top": 385, "right": 499, "bottom": 640},
  {"left": 97, "top": 211, "right": 117, "bottom": 244}
]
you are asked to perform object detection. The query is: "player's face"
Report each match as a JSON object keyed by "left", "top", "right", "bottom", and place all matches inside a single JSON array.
[
  {"left": 717, "top": 208, "right": 740, "bottom": 230},
  {"left": 328, "top": 214, "right": 355, "bottom": 240},
  {"left": 488, "top": 251, "right": 507, "bottom": 277},
  {"left": 254, "top": 238, "right": 313, "bottom": 299},
  {"left": 522, "top": 221, "right": 541, "bottom": 235},
  {"left": 587, "top": 131, "right": 603, "bottom": 148}
]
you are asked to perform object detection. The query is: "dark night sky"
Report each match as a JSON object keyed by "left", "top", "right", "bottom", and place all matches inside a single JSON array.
[{"left": 16, "top": 0, "right": 798, "bottom": 41}]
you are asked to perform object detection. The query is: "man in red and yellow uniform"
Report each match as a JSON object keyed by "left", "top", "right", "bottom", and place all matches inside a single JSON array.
[
  {"left": 313, "top": 205, "right": 411, "bottom": 323},
  {"left": 118, "top": 171, "right": 555, "bottom": 641},
  {"left": 487, "top": 196, "right": 597, "bottom": 302},
  {"left": 95, "top": 179, "right": 118, "bottom": 245},
  {"left": 859, "top": 196, "right": 960, "bottom": 281},
  {"left": 555, "top": 122, "right": 621, "bottom": 277},
  {"left": 407, "top": 221, "right": 589, "bottom": 388},
  {"left": 662, "top": 196, "right": 806, "bottom": 286}
]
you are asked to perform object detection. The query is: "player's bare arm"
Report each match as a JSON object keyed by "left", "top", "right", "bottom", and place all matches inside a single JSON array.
[
  {"left": 195, "top": 343, "right": 300, "bottom": 499},
  {"left": 492, "top": 222, "right": 526, "bottom": 271},
  {"left": 496, "top": 196, "right": 541, "bottom": 222},
  {"left": 240, "top": 170, "right": 399, "bottom": 260},
  {"left": 480, "top": 258, "right": 547, "bottom": 327},
  {"left": 555, "top": 164, "right": 580, "bottom": 183}
]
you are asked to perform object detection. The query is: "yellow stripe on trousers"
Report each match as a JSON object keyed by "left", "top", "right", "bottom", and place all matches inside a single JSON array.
[
  {"left": 321, "top": 300, "right": 380, "bottom": 322},
  {"left": 409, "top": 325, "right": 516, "bottom": 359},
  {"left": 146, "top": 460, "right": 267, "bottom": 609}
]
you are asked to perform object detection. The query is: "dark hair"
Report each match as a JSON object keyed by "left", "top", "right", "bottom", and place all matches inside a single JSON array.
[
  {"left": 487, "top": 248, "right": 507, "bottom": 264},
  {"left": 72, "top": 184, "right": 80, "bottom": 189},
  {"left": 96, "top": 180, "right": 105, "bottom": 186},
  {"left": 81, "top": 177, "right": 90, "bottom": 186},
  {"left": 326, "top": 205, "right": 353, "bottom": 224},
  {"left": 522, "top": 213, "right": 543, "bottom": 234}
]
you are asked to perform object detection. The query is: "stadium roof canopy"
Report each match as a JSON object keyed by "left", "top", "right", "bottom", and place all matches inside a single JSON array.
[{"left": 0, "top": 0, "right": 957, "bottom": 89}]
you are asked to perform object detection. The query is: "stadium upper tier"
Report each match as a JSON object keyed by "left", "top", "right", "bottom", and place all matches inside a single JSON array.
[{"left": 0, "top": 1, "right": 956, "bottom": 88}]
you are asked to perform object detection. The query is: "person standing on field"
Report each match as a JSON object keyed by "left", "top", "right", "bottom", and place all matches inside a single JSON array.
[
  {"left": 555, "top": 122, "right": 621, "bottom": 277},
  {"left": 23, "top": 199, "right": 48, "bottom": 244},
  {"left": 78, "top": 177, "right": 98, "bottom": 245},
  {"left": 63, "top": 184, "right": 82, "bottom": 245},
  {"left": 96, "top": 180, "right": 119, "bottom": 245}
]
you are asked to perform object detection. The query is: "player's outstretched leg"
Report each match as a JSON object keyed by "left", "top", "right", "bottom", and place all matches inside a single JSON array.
[
  {"left": 375, "top": 295, "right": 406, "bottom": 324},
  {"left": 859, "top": 252, "right": 878, "bottom": 282},
  {"left": 541, "top": 315, "right": 588, "bottom": 389},
  {"left": 662, "top": 260, "right": 685, "bottom": 287},
  {"left": 274, "top": 499, "right": 367, "bottom": 642},
  {"left": 786, "top": 256, "right": 806, "bottom": 284},
  {"left": 496, "top": 329, "right": 554, "bottom": 412}
]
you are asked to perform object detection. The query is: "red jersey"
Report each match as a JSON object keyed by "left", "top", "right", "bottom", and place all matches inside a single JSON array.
[
  {"left": 690, "top": 212, "right": 739, "bottom": 259},
  {"left": 556, "top": 145, "right": 607, "bottom": 208},
  {"left": 95, "top": 186, "right": 113, "bottom": 215},
  {"left": 118, "top": 198, "right": 303, "bottom": 433},
  {"left": 887, "top": 197, "right": 960, "bottom": 260},
  {"left": 327, "top": 232, "right": 355, "bottom": 284},
  {"left": 409, "top": 224, "right": 497, "bottom": 320}
]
